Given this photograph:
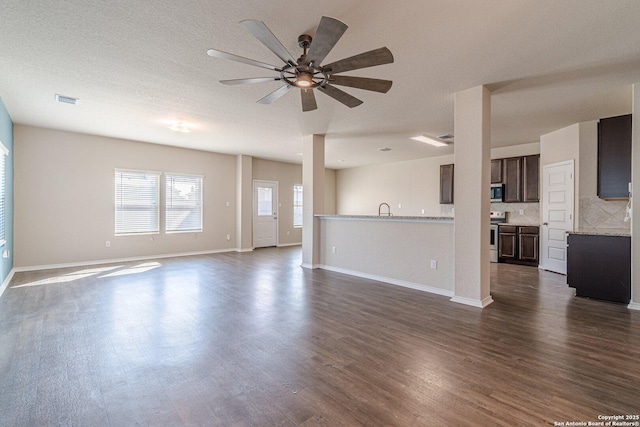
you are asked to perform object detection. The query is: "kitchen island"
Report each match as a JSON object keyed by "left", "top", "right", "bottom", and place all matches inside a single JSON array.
[
  {"left": 316, "top": 215, "right": 454, "bottom": 297},
  {"left": 566, "top": 229, "right": 631, "bottom": 304}
]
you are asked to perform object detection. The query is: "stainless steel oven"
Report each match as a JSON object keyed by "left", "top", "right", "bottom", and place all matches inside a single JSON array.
[
  {"left": 490, "top": 224, "right": 499, "bottom": 262},
  {"left": 490, "top": 211, "right": 505, "bottom": 262}
]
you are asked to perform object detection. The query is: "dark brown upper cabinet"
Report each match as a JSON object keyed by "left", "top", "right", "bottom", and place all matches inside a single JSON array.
[
  {"left": 523, "top": 155, "right": 539, "bottom": 202},
  {"left": 503, "top": 157, "right": 522, "bottom": 203},
  {"left": 491, "top": 159, "right": 503, "bottom": 184},
  {"left": 598, "top": 114, "right": 631, "bottom": 199},
  {"left": 502, "top": 155, "right": 539, "bottom": 203},
  {"left": 439, "top": 164, "right": 454, "bottom": 204}
]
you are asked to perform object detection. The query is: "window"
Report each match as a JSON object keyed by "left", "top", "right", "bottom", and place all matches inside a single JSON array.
[
  {"left": 0, "top": 141, "right": 8, "bottom": 247},
  {"left": 166, "top": 173, "right": 203, "bottom": 233},
  {"left": 114, "top": 169, "right": 160, "bottom": 235},
  {"left": 293, "top": 185, "right": 303, "bottom": 227}
]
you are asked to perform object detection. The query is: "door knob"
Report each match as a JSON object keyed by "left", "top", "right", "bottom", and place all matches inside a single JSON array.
[{"left": 543, "top": 222, "right": 548, "bottom": 226}]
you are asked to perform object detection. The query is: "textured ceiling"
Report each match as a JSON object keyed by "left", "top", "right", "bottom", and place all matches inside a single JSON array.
[{"left": 1, "top": 0, "right": 640, "bottom": 168}]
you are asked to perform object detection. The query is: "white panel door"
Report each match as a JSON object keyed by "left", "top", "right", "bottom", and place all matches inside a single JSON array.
[
  {"left": 540, "top": 160, "right": 574, "bottom": 274},
  {"left": 253, "top": 180, "right": 278, "bottom": 248}
]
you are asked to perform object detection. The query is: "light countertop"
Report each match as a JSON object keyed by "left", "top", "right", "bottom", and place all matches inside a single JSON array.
[
  {"left": 315, "top": 215, "right": 454, "bottom": 222},
  {"left": 567, "top": 228, "right": 630, "bottom": 237}
]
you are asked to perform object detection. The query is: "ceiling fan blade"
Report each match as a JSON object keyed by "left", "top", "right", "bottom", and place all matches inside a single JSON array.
[
  {"left": 329, "top": 75, "right": 392, "bottom": 93},
  {"left": 257, "top": 85, "right": 292, "bottom": 104},
  {"left": 220, "top": 77, "right": 280, "bottom": 85},
  {"left": 318, "top": 84, "right": 363, "bottom": 108},
  {"left": 207, "top": 49, "right": 281, "bottom": 71},
  {"left": 306, "top": 16, "right": 348, "bottom": 66},
  {"left": 322, "top": 47, "right": 394, "bottom": 74},
  {"left": 301, "top": 89, "right": 318, "bottom": 112},
  {"left": 240, "top": 20, "right": 297, "bottom": 66}
]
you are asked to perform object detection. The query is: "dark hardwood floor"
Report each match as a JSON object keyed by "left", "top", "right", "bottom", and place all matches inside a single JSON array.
[{"left": 1, "top": 247, "right": 639, "bottom": 426}]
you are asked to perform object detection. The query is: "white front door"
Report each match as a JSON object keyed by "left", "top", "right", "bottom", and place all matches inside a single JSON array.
[
  {"left": 253, "top": 180, "right": 278, "bottom": 248},
  {"left": 540, "top": 160, "right": 574, "bottom": 274}
]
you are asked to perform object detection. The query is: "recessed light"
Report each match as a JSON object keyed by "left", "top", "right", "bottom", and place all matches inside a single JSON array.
[
  {"left": 411, "top": 135, "right": 448, "bottom": 147},
  {"left": 338, "top": 159, "right": 345, "bottom": 162},
  {"left": 296, "top": 152, "right": 303, "bottom": 156},
  {"left": 378, "top": 147, "right": 392, "bottom": 152}
]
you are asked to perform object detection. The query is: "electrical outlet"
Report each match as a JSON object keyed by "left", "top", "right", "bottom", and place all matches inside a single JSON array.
[
  {"left": 430, "top": 260, "right": 437, "bottom": 269},
  {"left": 398, "top": 203, "right": 402, "bottom": 209},
  {"left": 105, "top": 241, "right": 111, "bottom": 248},
  {"left": 332, "top": 246, "right": 337, "bottom": 254},
  {"left": 226, "top": 201, "right": 230, "bottom": 207},
  {"left": 519, "top": 209, "right": 524, "bottom": 215},
  {"left": 421, "top": 209, "right": 425, "bottom": 215},
  {"left": 2, "top": 250, "right": 9, "bottom": 259},
  {"left": 226, "top": 234, "right": 231, "bottom": 241}
]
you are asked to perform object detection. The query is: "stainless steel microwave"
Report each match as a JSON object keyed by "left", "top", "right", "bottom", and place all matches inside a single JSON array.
[{"left": 490, "top": 184, "right": 504, "bottom": 202}]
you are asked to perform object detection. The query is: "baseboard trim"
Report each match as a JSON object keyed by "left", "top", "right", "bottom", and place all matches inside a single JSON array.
[
  {"left": 235, "top": 248, "right": 255, "bottom": 253},
  {"left": 450, "top": 295, "right": 494, "bottom": 308},
  {"left": 628, "top": 302, "right": 640, "bottom": 311},
  {"left": 0, "top": 268, "right": 16, "bottom": 298},
  {"left": 300, "top": 263, "right": 320, "bottom": 269},
  {"left": 318, "top": 264, "right": 453, "bottom": 298},
  {"left": 13, "top": 248, "right": 237, "bottom": 273},
  {"left": 277, "top": 242, "right": 302, "bottom": 248}
]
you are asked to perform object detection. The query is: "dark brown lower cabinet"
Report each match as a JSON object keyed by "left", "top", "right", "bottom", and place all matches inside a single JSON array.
[
  {"left": 499, "top": 225, "right": 538, "bottom": 266},
  {"left": 567, "top": 234, "right": 630, "bottom": 304}
]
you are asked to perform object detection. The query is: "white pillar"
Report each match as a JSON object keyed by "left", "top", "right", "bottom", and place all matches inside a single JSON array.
[
  {"left": 235, "top": 155, "right": 253, "bottom": 252},
  {"left": 630, "top": 84, "right": 640, "bottom": 310},
  {"left": 451, "top": 86, "right": 493, "bottom": 308},
  {"left": 302, "top": 134, "right": 325, "bottom": 268}
]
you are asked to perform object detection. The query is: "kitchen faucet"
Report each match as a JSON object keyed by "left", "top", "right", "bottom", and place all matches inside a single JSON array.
[{"left": 378, "top": 202, "right": 392, "bottom": 216}]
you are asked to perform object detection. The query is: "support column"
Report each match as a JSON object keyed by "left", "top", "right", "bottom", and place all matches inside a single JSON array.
[
  {"left": 452, "top": 85, "right": 493, "bottom": 308},
  {"left": 630, "top": 84, "right": 640, "bottom": 310},
  {"left": 235, "top": 154, "right": 253, "bottom": 252},
  {"left": 301, "top": 134, "right": 325, "bottom": 268}
]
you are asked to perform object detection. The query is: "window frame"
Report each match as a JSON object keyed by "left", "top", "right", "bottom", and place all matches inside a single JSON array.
[
  {"left": 165, "top": 172, "right": 204, "bottom": 234},
  {"left": 293, "top": 184, "right": 303, "bottom": 228},
  {"left": 0, "top": 140, "right": 8, "bottom": 247},
  {"left": 114, "top": 168, "right": 161, "bottom": 236}
]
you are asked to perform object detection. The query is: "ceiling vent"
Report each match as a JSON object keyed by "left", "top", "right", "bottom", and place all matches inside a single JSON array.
[
  {"left": 378, "top": 147, "right": 392, "bottom": 152},
  {"left": 55, "top": 94, "right": 79, "bottom": 105},
  {"left": 438, "top": 134, "right": 454, "bottom": 141}
]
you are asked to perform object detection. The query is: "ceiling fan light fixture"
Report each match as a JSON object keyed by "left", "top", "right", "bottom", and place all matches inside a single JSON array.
[
  {"left": 411, "top": 135, "right": 448, "bottom": 147},
  {"left": 169, "top": 121, "right": 192, "bottom": 133},
  {"left": 295, "top": 73, "right": 313, "bottom": 88}
]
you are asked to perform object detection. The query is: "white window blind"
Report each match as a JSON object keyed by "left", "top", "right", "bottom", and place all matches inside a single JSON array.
[
  {"left": 293, "top": 185, "right": 303, "bottom": 227},
  {"left": 0, "top": 141, "right": 8, "bottom": 246},
  {"left": 166, "top": 173, "right": 203, "bottom": 233},
  {"left": 114, "top": 170, "right": 160, "bottom": 235}
]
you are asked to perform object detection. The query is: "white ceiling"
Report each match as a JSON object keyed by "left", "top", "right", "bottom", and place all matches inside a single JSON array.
[{"left": 2, "top": 0, "right": 640, "bottom": 169}]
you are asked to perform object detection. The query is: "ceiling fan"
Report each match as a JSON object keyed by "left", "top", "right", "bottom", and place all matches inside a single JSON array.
[{"left": 207, "top": 16, "right": 394, "bottom": 112}]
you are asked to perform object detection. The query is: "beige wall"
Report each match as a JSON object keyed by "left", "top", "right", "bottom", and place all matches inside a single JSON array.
[
  {"left": 336, "top": 154, "right": 455, "bottom": 216},
  {"left": 15, "top": 125, "right": 237, "bottom": 268},
  {"left": 318, "top": 217, "right": 454, "bottom": 295},
  {"left": 251, "top": 158, "right": 336, "bottom": 246},
  {"left": 335, "top": 143, "right": 541, "bottom": 217},
  {"left": 252, "top": 158, "right": 302, "bottom": 246}
]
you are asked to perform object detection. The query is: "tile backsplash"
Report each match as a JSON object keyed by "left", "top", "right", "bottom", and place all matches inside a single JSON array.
[
  {"left": 490, "top": 202, "right": 540, "bottom": 225},
  {"left": 579, "top": 197, "right": 630, "bottom": 231}
]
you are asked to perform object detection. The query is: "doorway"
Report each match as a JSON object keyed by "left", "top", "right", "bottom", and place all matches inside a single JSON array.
[
  {"left": 540, "top": 160, "right": 574, "bottom": 274},
  {"left": 253, "top": 180, "right": 278, "bottom": 248}
]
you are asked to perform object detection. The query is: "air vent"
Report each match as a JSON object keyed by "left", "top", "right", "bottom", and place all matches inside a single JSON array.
[
  {"left": 55, "top": 94, "right": 79, "bottom": 105},
  {"left": 378, "top": 147, "right": 392, "bottom": 152},
  {"left": 438, "top": 134, "right": 454, "bottom": 140}
]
